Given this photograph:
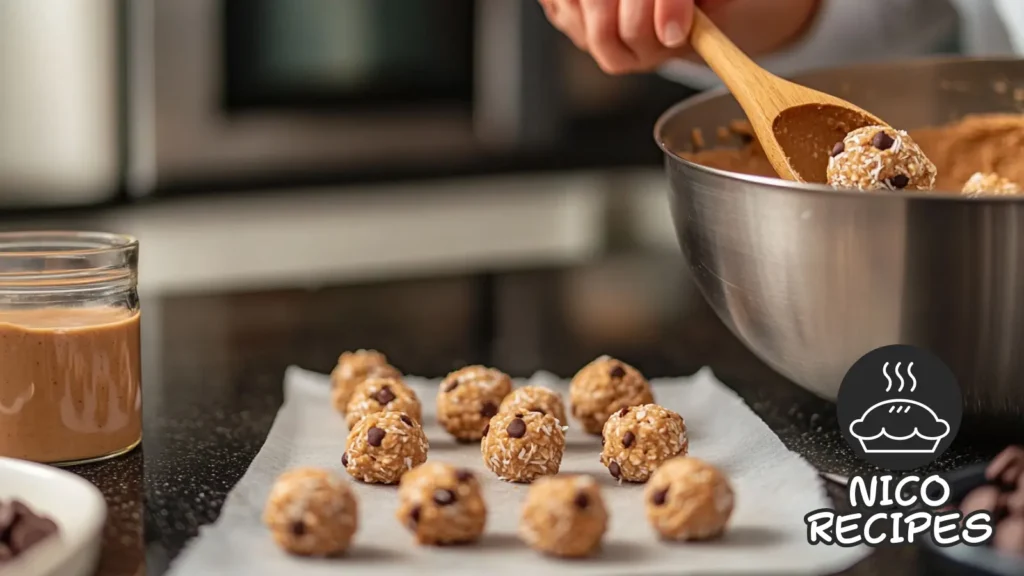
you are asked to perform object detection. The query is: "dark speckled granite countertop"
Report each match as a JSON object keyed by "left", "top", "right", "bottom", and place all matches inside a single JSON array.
[{"left": 64, "top": 253, "right": 1012, "bottom": 575}]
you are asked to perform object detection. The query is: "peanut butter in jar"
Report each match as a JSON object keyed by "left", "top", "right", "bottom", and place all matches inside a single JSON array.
[{"left": 0, "top": 232, "right": 142, "bottom": 465}]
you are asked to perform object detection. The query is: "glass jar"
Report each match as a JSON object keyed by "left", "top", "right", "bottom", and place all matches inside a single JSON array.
[{"left": 0, "top": 231, "right": 141, "bottom": 465}]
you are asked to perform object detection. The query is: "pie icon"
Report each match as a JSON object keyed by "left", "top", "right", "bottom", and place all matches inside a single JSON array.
[{"left": 849, "top": 399, "right": 950, "bottom": 454}]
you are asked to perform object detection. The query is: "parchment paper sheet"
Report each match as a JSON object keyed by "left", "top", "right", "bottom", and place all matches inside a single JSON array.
[{"left": 168, "top": 367, "right": 868, "bottom": 575}]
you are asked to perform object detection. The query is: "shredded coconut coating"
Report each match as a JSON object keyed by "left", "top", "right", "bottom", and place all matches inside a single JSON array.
[
  {"left": 437, "top": 365, "right": 513, "bottom": 441},
  {"left": 498, "top": 385, "right": 567, "bottom": 426},
  {"left": 396, "top": 462, "right": 487, "bottom": 545},
  {"left": 345, "top": 376, "right": 422, "bottom": 429},
  {"left": 644, "top": 457, "right": 734, "bottom": 541},
  {"left": 330, "top": 350, "right": 402, "bottom": 414},
  {"left": 342, "top": 411, "right": 428, "bottom": 485},
  {"left": 600, "top": 404, "right": 688, "bottom": 483},
  {"left": 263, "top": 467, "right": 358, "bottom": 556},
  {"left": 481, "top": 411, "right": 565, "bottom": 483},
  {"left": 826, "top": 126, "right": 937, "bottom": 192},
  {"left": 961, "top": 172, "right": 1023, "bottom": 197},
  {"left": 569, "top": 355, "right": 655, "bottom": 435},
  {"left": 519, "top": 475, "right": 608, "bottom": 558}
]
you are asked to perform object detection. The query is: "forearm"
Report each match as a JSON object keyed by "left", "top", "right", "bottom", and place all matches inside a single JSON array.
[{"left": 661, "top": 0, "right": 960, "bottom": 90}]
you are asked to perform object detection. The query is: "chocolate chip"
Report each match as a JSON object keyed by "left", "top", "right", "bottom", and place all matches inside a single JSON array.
[
  {"left": 889, "top": 174, "right": 910, "bottom": 189},
  {"left": 367, "top": 426, "right": 386, "bottom": 447},
  {"left": 373, "top": 386, "right": 396, "bottom": 405},
  {"left": 601, "top": 435, "right": 605, "bottom": 446},
  {"left": 514, "top": 413, "right": 523, "bottom": 418},
  {"left": 622, "top": 431, "right": 635, "bottom": 448},
  {"left": 574, "top": 492, "right": 590, "bottom": 509},
  {"left": 532, "top": 409, "right": 545, "bottom": 416},
  {"left": 455, "top": 469, "right": 474, "bottom": 482},
  {"left": 341, "top": 452, "right": 349, "bottom": 467},
  {"left": 445, "top": 380, "right": 459, "bottom": 392},
  {"left": 609, "top": 365, "right": 626, "bottom": 379},
  {"left": 409, "top": 505, "right": 422, "bottom": 524},
  {"left": 608, "top": 461, "right": 621, "bottom": 479},
  {"left": 831, "top": 141, "right": 845, "bottom": 157},
  {"left": 291, "top": 521, "right": 306, "bottom": 536},
  {"left": 9, "top": 517, "right": 57, "bottom": 553},
  {"left": 506, "top": 418, "right": 527, "bottom": 439},
  {"left": 480, "top": 402, "right": 498, "bottom": 418},
  {"left": 433, "top": 489, "right": 456, "bottom": 506},
  {"left": 618, "top": 407, "right": 629, "bottom": 417},
  {"left": 0, "top": 502, "right": 15, "bottom": 533},
  {"left": 482, "top": 424, "right": 490, "bottom": 437},
  {"left": 872, "top": 131, "right": 894, "bottom": 151},
  {"left": 652, "top": 488, "right": 669, "bottom": 506},
  {"left": 400, "top": 414, "right": 413, "bottom": 426}
]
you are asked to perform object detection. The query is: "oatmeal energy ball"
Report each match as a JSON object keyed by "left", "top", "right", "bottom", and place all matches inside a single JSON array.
[
  {"left": 570, "top": 356, "right": 655, "bottom": 435},
  {"left": 396, "top": 462, "right": 487, "bottom": 545},
  {"left": 962, "top": 172, "right": 1023, "bottom": 197},
  {"left": 645, "top": 457, "right": 734, "bottom": 541},
  {"left": 482, "top": 411, "right": 565, "bottom": 482},
  {"left": 827, "top": 126, "right": 937, "bottom": 192},
  {"left": 601, "top": 404, "right": 688, "bottom": 483},
  {"left": 519, "top": 475, "right": 608, "bottom": 558},
  {"left": 263, "top": 467, "right": 358, "bottom": 556},
  {"left": 342, "top": 411, "right": 428, "bottom": 485},
  {"left": 499, "top": 385, "right": 567, "bottom": 426},
  {"left": 345, "top": 377, "right": 422, "bottom": 429},
  {"left": 331, "top": 349, "right": 402, "bottom": 414},
  {"left": 437, "top": 365, "right": 513, "bottom": 441}
]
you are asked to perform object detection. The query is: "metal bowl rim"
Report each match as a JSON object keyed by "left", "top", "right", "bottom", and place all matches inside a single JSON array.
[{"left": 653, "top": 55, "right": 1024, "bottom": 203}]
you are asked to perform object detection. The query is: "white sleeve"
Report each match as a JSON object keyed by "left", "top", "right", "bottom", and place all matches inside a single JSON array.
[
  {"left": 994, "top": 0, "right": 1024, "bottom": 53},
  {"left": 659, "top": 0, "right": 961, "bottom": 90}
]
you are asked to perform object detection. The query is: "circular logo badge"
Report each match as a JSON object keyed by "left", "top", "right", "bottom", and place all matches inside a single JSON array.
[{"left": 837, "top": 345, "right": 962, "bottom": 471}]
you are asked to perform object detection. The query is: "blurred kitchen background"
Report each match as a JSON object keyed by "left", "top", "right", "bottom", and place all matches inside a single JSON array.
[
  {"left": 0, "top": 0, "right": 692, "bottom": 279},
  {"left": 0, "top": 0, "right": 714, "bottom": 376}
]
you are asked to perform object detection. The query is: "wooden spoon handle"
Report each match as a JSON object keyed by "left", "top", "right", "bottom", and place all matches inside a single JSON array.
[{"left": 688, "top": 8, "right": 766, "bottom": 91}]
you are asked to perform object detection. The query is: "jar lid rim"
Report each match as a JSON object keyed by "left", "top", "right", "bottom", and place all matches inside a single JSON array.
[{"left": 0, "top": 231, "right": 138, "bottom": 258}]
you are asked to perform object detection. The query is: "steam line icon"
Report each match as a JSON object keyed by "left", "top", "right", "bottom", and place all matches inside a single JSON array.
[{"left": 849, "top": 361, "right": 950, "bottom": 454}]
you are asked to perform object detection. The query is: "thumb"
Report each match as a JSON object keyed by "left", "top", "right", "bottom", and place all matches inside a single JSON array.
[{"left": 655, "top": 0, "right": 694, "bottom": 48}]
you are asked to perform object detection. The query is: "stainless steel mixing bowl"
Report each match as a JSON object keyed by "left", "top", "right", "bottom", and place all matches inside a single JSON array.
[{"left": 655, "top": 57, "right": 1024, "bottom": 418}]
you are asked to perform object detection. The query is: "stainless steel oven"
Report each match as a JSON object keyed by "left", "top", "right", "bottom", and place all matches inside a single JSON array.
[{"left": 127, "top": 0, "right": 572, "bottom": 195}]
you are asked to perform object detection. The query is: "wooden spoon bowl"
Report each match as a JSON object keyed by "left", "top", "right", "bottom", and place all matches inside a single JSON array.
[{"left": 689, "top": 8, "right": 888, "bottom": 183}]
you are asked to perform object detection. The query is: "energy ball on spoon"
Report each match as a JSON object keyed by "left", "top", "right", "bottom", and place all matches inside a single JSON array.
[
  {"left": 645, "top": 457, "right": 734, "bottom": 541},
  {"left": 263, "top": 468, "right": 358, "bottom": 556},
  {"left": 437, "top": 365, "right": 513, "bottom": 442},
  {"left": 499, "top": 385, "right": 567, "bottom": 425},
  {"left": 826, "top": 126, "right": 937, "bottom": 192},
  {"left": 330, "top": 349, "right": 402, "bottom": 414},
  {"left": 519, "top": 475, "right": 608, "bottom": 558},
  {"left": 345, "top": 376, "right": 422, "bottom": 429},
  {"left": 481, "top": 411, "right": 565, "bottom": 482},
  {"left": 342, "top": 411, "right": 428, "bottom": 485},
  {"left": 601, "top": 404, "right": 688, "bottom": 483},
  {"left": 962, "top": 172, "right": 1023, "bottom": 196},
  {"left": 570, "top": 356, "right": 655, "bottom": 435},
  {"left": 396, "top": 462, "right": 487, "bottom": 546}
]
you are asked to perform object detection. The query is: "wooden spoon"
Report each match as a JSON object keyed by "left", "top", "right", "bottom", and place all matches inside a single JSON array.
[{"left": 688, "top": 8, "right": 887, "bottom": 183}]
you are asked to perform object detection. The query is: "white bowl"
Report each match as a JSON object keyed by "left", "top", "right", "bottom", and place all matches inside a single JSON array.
[{"left": 0, "top": 458, "right": 106, "bottom": 576}]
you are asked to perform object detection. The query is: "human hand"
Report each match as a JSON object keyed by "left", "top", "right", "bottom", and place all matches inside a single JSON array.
[{"left": 539, "top": 0, "right": 820, "bottom": 75}]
